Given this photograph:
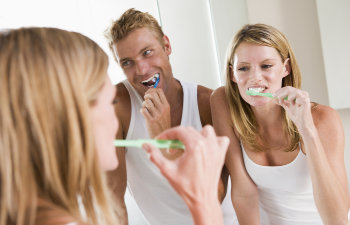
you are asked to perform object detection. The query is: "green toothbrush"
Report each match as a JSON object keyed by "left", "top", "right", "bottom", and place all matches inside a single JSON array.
[
  {"left": 114, "top": 139, "right": 185, "bottom": 149},
  {"left": 246, "top": 90, "right": 288, "bottom": 100},
  {"left": 246, "top": 89, "right": 274, "bottom": 98}
]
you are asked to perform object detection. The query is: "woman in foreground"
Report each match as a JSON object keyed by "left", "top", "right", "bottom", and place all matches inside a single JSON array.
[{"left": 0, "top": 27, "right": 227, "bottom": 225}]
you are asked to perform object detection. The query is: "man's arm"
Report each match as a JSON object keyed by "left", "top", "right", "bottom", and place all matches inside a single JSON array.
[{"left": 107, "top": 83, "right": 131, "bottom": 225}]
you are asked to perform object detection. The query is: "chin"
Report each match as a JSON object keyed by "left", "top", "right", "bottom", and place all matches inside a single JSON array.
[
  {"left": 102, "top": 160, "right": 119, "bottom": 172},
  {"left": 243, "top": 96, "right": 272, "bottom": 107},
  {"left": 99, "top": 153, "right": 119, "bottom": 171}
]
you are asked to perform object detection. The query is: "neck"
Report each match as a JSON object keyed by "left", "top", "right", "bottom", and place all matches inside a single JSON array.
[
  {"left": 252, "top": 102, "right": 284, "bottom": 131},
  {"left": 164, "top": 78, "right": 183, "bottom": 105}
]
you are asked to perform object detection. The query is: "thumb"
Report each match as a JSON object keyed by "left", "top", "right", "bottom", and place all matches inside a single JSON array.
[{"left": 217, "top": 136, "right": 230, "bottom": 154}]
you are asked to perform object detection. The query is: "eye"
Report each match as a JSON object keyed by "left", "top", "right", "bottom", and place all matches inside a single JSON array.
[
  {"left": 143, "top": 49, "right": 152, "bottom": 56},
  {"left": 261, "top": 64, "right": 272, "bottom": 69},
  {"left": 238, "top": 66, "right": 249, "bottom": 71},
  {"left": 121, "top": 60, "right": 131, "bottom": 68},
  {"left": 112, "top": 99, "right": 118, "bottom": 105}
]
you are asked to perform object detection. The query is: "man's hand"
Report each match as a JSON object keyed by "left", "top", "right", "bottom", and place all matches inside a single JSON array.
[{"left": 141, "top": 88, "right": 171, "bottom": 138}]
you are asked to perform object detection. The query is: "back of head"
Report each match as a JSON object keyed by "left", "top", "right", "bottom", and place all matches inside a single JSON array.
[
  {"left": 224, "top": 23, "right": 301, "bottom": 152},
  {"left": 0, "top": 27, "right": 117, "bottom": 225},
  {"left": 105, "top": 8, "right": 164, "bottom": 61}
]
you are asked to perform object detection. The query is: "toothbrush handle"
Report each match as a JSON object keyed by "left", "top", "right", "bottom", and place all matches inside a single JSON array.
[{"left": 114, "top": 139, "right": 185, "bottom": 149}]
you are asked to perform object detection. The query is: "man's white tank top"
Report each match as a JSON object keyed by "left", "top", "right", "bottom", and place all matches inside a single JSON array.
[
  {"left": 241, "top": 144, "right": 323, "bottom": 225},
  {"left": 122, "top": 80, "right": 237, "bottom": 225}
]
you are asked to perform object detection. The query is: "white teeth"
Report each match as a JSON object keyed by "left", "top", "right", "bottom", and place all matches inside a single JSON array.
[
  {"left": 248, "top": 87, "right": 265, "bottom": 93},
  {"left": 141, "top": 73, "right": 159, "bottom": 84}
]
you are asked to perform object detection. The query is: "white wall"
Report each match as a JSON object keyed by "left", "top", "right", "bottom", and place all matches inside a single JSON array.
[
  {"left": 316, "top": 0, "right": 350, "bottom": 109},
  {"left": 209, "top": 0, "right": 248, "bottom": 83},
  {"left": 157, "top": 0, "right": 221, "bottom": 89}
]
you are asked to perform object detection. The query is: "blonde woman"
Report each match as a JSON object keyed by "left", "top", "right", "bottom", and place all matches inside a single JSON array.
[
  {"left": 0, "top": 27, "right": 228, "bottom": 225},
  {"left": 211, "top": 24, "right": 350, "bottom": 225}
]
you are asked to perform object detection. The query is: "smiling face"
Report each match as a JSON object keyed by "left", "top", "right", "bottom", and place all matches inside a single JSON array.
[
  {"left": 112, "top": 27, "right": 173, "bottom": 97},
  {"left": 232, "top": 42, "right": 290, "bottom": 106},
  {"left": 90, "top": 76, "right": 119, "bottom": 171}
]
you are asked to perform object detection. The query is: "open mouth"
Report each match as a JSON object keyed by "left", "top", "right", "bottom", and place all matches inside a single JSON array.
[
  {"left": 141, "top": 73, "right": 160, "bottom": 88},
  {"left": 247, "top": 87, "right": 266, "bottom": 93}
]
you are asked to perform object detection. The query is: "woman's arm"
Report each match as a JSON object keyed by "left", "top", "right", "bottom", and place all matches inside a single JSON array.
[
  {"left": 211, "top": 87, "right": 260, "bottom": 225},
  {"left": 275, "top": 87, "right": 350, "bottom": 225}
]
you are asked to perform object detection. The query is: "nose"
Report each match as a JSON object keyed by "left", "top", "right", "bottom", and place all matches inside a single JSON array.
[
  {"left": 249, "top": 66, "right": 263, "bottom": 80},
  {"left": 135, "top": 60, "right": 149, "bottom": 76}
]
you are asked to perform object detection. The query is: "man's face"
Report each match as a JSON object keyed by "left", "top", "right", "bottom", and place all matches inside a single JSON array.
[{"left": 113, "top": 27, "right": 173, "bottom": 97}]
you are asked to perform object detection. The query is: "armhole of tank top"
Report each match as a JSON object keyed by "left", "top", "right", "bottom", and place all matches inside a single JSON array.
[
  {"left": 193, "top": 84, "right": 202, "bottom": 127},
  {"left": 185, "top": 82, "right": 201, "bottom": 127}
]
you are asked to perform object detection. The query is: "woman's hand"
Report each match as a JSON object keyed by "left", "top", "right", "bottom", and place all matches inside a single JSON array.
[
  {"left": 274, "top": 86, "right": 314, "bottom": 134},
  {"left": 142, "top": 125, "right": 229, "bottom": 225}
]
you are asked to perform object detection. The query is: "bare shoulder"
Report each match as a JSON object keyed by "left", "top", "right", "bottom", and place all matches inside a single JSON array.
[
  {"left": 311, "top": 103, "right": 344, "bottom": 149},
  {"left": 197, "top": 85, "right": 213, "bottom": 126},
  {"left": 210, "top": 86, "right": 227, "bottom": 104},
  {"left": 115, "top": 82, "right": 131, "bottom": 137},
  {"left": 312, "top": 103, "right": 343, "bottom": 131}
]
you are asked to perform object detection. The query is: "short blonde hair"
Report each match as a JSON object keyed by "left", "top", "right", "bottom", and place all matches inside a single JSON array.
[
  {"left": 105, "top": 8, "right": 164, "bottom": 62},
  {"left": 225, "top": 24, "right": 301, "bottom": 152},
  {"left": 0, "top": 27, "right": 118, "bottom": 225}
]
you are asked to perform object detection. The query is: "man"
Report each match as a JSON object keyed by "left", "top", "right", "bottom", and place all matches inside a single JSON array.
[{"left": 105, "top": 8, "right": 236, "bottom": 225}]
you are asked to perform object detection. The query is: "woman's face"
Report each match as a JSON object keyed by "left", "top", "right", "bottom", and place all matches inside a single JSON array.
[
  {"left": 90, "top": 76, "right": 118, "bottom": 171},
  {"left": 232, "top": 42, "right": 290, "bottom": 106}
]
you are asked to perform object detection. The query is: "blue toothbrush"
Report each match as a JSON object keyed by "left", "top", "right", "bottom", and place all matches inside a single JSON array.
[{"left": 153, "top": 76, "right": 160, "bottom": 88}]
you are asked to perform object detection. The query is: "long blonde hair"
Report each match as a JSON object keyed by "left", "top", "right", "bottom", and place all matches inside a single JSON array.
[
  {"left": 0, "top": 27, "right": 118, "bottom": 225},
  {"left": 224, "top": 24, "right": 301, "bottom": 152}
]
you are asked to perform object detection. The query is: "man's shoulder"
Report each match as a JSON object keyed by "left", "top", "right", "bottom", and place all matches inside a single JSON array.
[
  {"left": 196, "top": 84, "right": 213, "bottom": 126},
  {"left": 196, "top": 84, "right": 213, "bottom": 104},
  {"left": 115, "top": 82, "right": 130, "bottom": 107}
]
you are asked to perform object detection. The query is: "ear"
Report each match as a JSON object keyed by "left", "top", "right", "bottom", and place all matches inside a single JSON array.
[
  {"left": 229, "top": 64, "right": 237, "bottom": 83},
  {"left": 282, "top": 58, "right": 291, "bottom": 78},
  {"left": 163, "top": 35, "right": 172, "bottom": 56}
]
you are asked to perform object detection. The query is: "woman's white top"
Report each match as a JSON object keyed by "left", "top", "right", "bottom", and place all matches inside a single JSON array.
[{"left": 242, "top": 144, "right": 323, "bottom": 225}]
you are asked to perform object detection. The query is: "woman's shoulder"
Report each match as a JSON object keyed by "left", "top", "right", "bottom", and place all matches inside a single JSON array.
[
  {"left": 311, "top": 102, "right": 343, "bottom": 134},
  {"left": 210, "top": 86, "right": 227, "bottom": 104},
  {"left": 311, "top": 103, "right": 340, "bottom": 123}
]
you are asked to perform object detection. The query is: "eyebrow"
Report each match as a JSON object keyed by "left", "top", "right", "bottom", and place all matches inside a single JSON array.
[
  {"left": 119, "top": 45, "right": 152, "bottom": 63},
  {"left": 237, "top": 58, "right": 277, "bottom": 64}
]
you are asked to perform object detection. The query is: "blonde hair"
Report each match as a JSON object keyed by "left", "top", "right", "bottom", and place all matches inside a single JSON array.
[
  {"left": 105, "top": 8, "right": 164, "bottom": 63},
  {"left": 224, "top": 24, "right": 301, "bottom": 152},
  {"left": 0, "top": 27, "right": 118, "bottom": 225}
]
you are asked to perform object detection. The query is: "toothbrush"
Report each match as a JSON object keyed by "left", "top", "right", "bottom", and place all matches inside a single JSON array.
[
  {"left": 114, "top": 139, "right": 185, "bottom": 149},
  {"left": 246, "top": 90, "right": 288, "bottom": 100},
  {"left": 246, "top": 90, "right": 274, "bottom": 98},
  {"left": 153, "top": 76, "right": 160, "bottom": 88}
]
